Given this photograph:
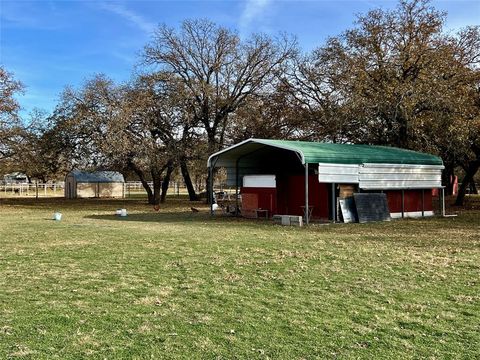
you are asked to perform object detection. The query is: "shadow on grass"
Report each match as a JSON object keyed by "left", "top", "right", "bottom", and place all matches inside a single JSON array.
[
  {"left": 0, "top": 197, "right": 204, "bottom": 212},
  {"left": 0, "top": 197, "right": 148, "bottom": 208},
  {"left": 85, "top": 211, "right": 272, "bottom": 226}
]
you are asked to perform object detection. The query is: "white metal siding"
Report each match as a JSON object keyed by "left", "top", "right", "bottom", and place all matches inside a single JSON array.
[
  {"left": 243, "top": 175, "right": 276, "bottom": 188},
  {"left": 359, "top": 164, "right": 443, "bottom": 189},
  {"left": 318, "top": 163, "right": 359, "bottom": 183}
]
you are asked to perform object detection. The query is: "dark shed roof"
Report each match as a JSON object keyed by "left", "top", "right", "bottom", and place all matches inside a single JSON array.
[{"left": 67, "top": 170, "right": 125, "bottom": 183}]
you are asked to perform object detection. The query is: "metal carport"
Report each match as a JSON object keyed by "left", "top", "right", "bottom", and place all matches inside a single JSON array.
[{"left": 207, "top": 139, "right": 445, "bottom": 224}]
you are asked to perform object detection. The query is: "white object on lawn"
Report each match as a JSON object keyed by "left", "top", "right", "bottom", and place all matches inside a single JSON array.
[
  {"left": 53, "top": 212, "right": 62, "bottom": 221},
  {"left": 116, "top": 209, "right": 122, "bottom": 216},
  {"left": 277, "top": 215, "right": 303, "bottom": 226},
  {"left": 120, "top": 209, "right": 127, "bottom": 217},
  {"left": 212, "top": 203, "right": 219, "bottom": 211}
]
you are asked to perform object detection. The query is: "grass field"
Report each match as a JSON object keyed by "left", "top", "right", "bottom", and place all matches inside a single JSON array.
[{"left": 0, "top": 197, "right": 479, "bottom": 359}]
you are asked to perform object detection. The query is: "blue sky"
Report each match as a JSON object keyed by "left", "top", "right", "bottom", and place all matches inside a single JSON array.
[{"left": 1, "top": 0, "right": 478, "bottom": 117}]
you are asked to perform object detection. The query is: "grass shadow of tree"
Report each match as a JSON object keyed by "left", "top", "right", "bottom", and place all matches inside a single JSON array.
[{"left": 85, "top": 211, "right": 269, "bottom": 225}]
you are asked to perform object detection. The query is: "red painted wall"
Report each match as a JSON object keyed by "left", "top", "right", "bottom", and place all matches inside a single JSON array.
[
  {"left": 385, "top": 190, "right": 433, "bottom": 213},
  {"left": 241, "top": 176, "right": 330, "bottom": 219},
  {"left": 240, "top": 187, "right": 277, "bottom": 217},
  {"left": 242, "top": 179, "right": 434, "bottom": 219},
  {"left": 276, "top": 175, "right": 329, "bottom": 219}
]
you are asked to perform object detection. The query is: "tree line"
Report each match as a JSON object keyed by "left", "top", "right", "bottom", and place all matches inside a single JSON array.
[{"left": 0, "top": 0, "right": 478, "bottom": 205}]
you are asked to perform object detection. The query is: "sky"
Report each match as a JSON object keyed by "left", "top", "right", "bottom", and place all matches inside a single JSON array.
[{"left": 0, "top": 0, "right": 479, "bottom": 117}]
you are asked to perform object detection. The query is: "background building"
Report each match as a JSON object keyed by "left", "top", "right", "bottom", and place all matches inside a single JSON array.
[{"left": 65, "top": 171, "right": 125, "bottom": 199}]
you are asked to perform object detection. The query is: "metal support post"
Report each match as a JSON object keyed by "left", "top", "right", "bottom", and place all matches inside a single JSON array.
[
  {"left": 209, "top": 166, "right": 214, "bottom": 216},
  {"left": 441, "top": 188, "right": 445, "bottom": 217},
  {"left": 332, "top": 183, "right": 336, "bottom": 223},
  {"left": 235, "top": 158, "right": 240, "bottom": 216},
  {"left": 421, "top": 189, "right": 425, "bottom": 217},
  {"left": 305, "top": 163, "right": 309, "bottom": 225},
  {"left": 401, "top": 189, "right": 405, "bottom": 218}
]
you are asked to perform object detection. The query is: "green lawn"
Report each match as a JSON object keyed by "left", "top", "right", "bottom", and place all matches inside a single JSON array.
[{"left": 0, "top": 197, "right": 479, "bottom": 359}]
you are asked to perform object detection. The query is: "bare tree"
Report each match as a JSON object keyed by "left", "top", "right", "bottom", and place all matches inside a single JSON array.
[
  {"left": 285, "top": 0, "right": 480, "bottom": 203},
  {"left": 112, "top": 73, "right": 198, "bottom": 204},
  {"left": 143, "top": 19, "right": 297, "bottom": 200},
  {"left": 9, "top": 109, "right": 71, "bottom": 182},
  {"left": 227, "top": 85, "right": 306, "bottom": 142},
  {"left": 281, "top": 43, "right": 357, "bottom": 143},
  {"left": 0, "top": 67, "right": 24, "bottom": 162}
]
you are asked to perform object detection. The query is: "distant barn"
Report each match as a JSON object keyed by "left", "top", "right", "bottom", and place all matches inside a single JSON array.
[
  {"left": 65, "top": 170, "right": 125, "bottom": 199},
  {"left": 3, "top": 172, "right": 28, "bottom": 184}
]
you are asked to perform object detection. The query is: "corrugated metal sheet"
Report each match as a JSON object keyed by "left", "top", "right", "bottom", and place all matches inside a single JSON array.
[
  {"left": 318, "top": 163, "right": 359, "bottom": 183},
  {"left": 386, "top": 190, "right": 433, "bottom": 212},
  {"left": 254, "top": 139, "right": 443, "bottom": 165},
  {"left": 208, "top": 139, "right": 444, "bottom": 166},
  {"left": 359, "top": 164, "right": 443, "bottom": 189}
]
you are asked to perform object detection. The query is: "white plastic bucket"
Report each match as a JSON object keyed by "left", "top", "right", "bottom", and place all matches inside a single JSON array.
[
  {"left": 120, "top": 209, "right": 127, "bottom": 217},
  {"left": 53, "top": 212, "right": 62, "bottom": 221}
]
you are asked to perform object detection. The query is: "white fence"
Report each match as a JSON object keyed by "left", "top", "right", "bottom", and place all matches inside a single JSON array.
[
  {"left": 0, "top": 182, "right": 65, "bottom": 197},
  {"left": 0, "top": 181, "right": 190, "bottom": 198},
  {"left": 124, "top": 181, "right": 186, "bottom": 197}
]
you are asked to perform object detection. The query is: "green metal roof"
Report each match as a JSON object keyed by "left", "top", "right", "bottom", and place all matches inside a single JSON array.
[
  {"left": 259, "top": 139, "right": 443, "bottom": 165},
  {"left": 208, "top": 139, "right": 443, "bottom": 166}
]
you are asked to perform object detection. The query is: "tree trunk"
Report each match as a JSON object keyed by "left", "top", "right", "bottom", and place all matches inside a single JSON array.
[
  {"left": 134, "top": 168, "right": 154, "bottom": 204},
  {"left": 160, "top": 160, "right": 174, "bottom": 203},
  {"left": 394, "top": 107, "right": 409, "bottom": 149},
  {"left": 455, "top": 160, "right": 480, "bottom": 206},
  {"left": 205, "top": 141, "right": 219, "bottom": 205},
  {"left": 205, "top": 171, "right": 211, "bottom": 204},
  {"left": 180, "top": 157, "right": 199, "bottom": 201},
  {"left": 397, "top": 121, "right": 408, "bottom": 149},
  {"left": 127, "top": 159, "right": 154, "bottom": 204},
  {"left": 469, "top": 179, "right": 478, "bottom": 194},
  {"left": 152, "top": 172, "right": 162, "bottom": 206},
  {"left": 442, "top": 162, "right": 455, "bottom": 196}
]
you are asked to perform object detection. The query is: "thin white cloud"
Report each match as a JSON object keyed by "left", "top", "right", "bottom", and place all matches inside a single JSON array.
[
  {"left": 239, "top": 0, "right": 272, "bottom": 35},
  {"left": 110, "top": 50, "right": 136, "bottom": 65},
  {"left": 100, "top": 2, "right": 155, "bottom": 34},
  {"left": 0, "top": 1, "right": 63, "bottom": 30}
]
